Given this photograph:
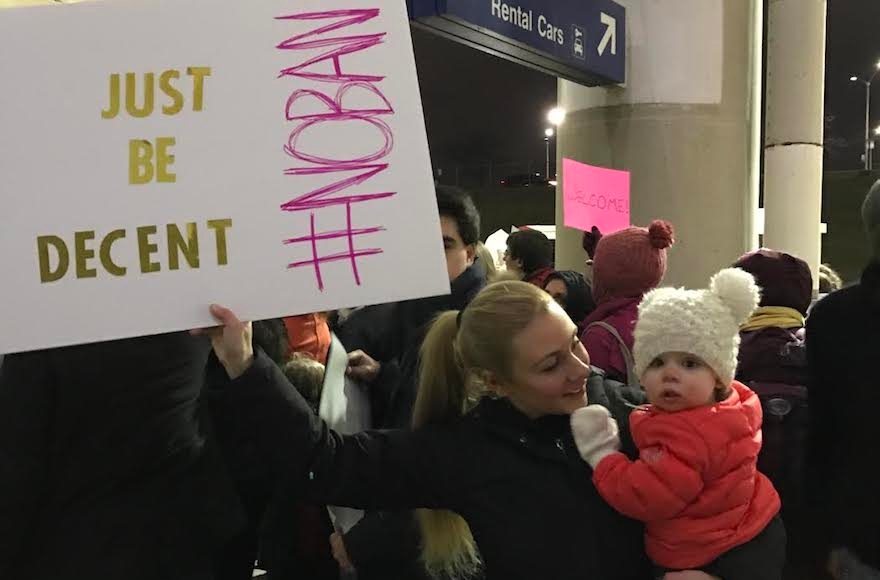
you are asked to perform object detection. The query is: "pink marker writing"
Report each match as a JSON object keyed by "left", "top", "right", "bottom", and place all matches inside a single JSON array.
[{"left": 276, "top": 8, "right": 396, "bottom": 291}]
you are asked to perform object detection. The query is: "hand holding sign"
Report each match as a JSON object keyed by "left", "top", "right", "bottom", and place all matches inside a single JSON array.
[
  {"left": 581, "top": 226, "right": 603, "bottom": 259},
  {"left": 346, "top": 350, "right": 381, "bottom": 383},
  {"left": 195, "top": 304, "right": 254, "bottom": 380}
]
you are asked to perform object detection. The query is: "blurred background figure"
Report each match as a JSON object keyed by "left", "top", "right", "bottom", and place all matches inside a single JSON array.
[{"left": 543, "top": 270, "right": 595, "bottom": 335}]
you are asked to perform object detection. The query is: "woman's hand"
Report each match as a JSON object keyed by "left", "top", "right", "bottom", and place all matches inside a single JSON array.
[{"left": 192, "top": 304, "right": 253, "bottom": 379}]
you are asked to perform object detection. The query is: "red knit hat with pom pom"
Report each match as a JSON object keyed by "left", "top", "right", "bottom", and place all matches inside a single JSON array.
[{"left": 591, "top": 220, "right": 675, "bottom": 304}]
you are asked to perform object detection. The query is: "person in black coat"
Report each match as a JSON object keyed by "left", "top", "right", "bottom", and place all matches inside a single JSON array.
[
  {"left": 325, "top": 187, "right": 486, "bottom": 580},
  {"left": 202, "top": 281, "right": 656, "bottom": 580},
  {"left": 345, "top": 185, "right": 486, "bottom": 429},
  {"left": 0, "top": 332, "right": 245, "bottom": 580},
  {"left": 543, "top": 270, "right": 596, "bottom": 334},
  {"left": 807, "top": 180, "right": 880, "bottom": 578}
]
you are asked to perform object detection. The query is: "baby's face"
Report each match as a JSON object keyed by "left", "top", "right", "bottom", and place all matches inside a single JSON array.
[{"left": 642, "top": 352, "right": 720, "bottom": 412}]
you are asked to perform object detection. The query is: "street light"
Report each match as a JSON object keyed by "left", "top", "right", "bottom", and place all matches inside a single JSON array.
[
  {"left": 545, "top": 109, "right": 565, "bottom": 182},
  {"left": 851, "top": 60, "right": 880, "bottom": 170},
  {"left": 544, "top": 128, "right": 555, "bottom": 181},
  {"left": 547, "top": 107, "right": 567, "bottom": 126}
]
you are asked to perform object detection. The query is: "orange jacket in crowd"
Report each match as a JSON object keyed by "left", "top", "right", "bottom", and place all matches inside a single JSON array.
[
  {"left": 592, "top": 381, "right": 781, "bottom": 569},
  {"left": 283, "top": 313, "right": 331, "bottom": 365}
]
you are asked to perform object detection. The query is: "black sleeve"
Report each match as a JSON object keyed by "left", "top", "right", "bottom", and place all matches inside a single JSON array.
[
  {"left": 210, "top": 351, "right": 464, "bottom": 512},
  {"left": 336, "top": 303, "right": 396, "bottom": 360},
  {"left": 368, "top": 358, "right": 401, "bottom": 428},
  {"left": 805, "top": 305, "right": 838, "bottom": 549},
  {"left": 350, "top": 304, "right": 401, "bottom": 365},
  {"left": 376, "top": 304, "right": 408, "bottom": 364},
  {"left": 0, "top": 351, "right": 53, "bottom": 576},
  {"left": 343, "top": 511, "right": 422, "bottom": 566}
]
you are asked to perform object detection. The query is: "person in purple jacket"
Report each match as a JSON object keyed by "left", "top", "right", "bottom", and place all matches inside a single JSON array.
[
  {"left": 580, "top": 220, "right": 675, "bottom": 384},
  {"left": 733, "top": 248, "right": 814, "bottom": 579},
  {"left": 734, "top": 248, "right": 811, "bottom": 386}
]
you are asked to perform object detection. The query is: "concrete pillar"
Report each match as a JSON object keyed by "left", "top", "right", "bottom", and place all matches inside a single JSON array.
[
  {"left": 555, "top": 0, "right": 763, "bottom": 289},
  {"left": 762, "top": 0, "right": 826, "bottom": 288}
]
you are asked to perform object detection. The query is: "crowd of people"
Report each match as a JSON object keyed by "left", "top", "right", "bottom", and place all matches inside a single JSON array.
[{"left": 2, "top": 180, "right": 880, "bottom": 580}]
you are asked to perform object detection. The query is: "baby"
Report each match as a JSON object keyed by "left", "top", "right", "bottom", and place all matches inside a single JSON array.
[{"left": 571, "top": 268, "right": 785, "bottom": 580}]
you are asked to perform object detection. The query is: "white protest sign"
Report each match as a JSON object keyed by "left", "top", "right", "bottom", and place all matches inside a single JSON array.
[
  {"left": 0, "top": 0, "right": 448, "bottom": 353},
  {"left": 319, "top": 334, "right": 371, "bottom": 533},
  {"left": 484, "top": 229, "right": 509, "bottom": 271}
]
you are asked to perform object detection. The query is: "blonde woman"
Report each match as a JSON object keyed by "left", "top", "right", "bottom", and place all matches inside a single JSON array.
[{"left": 204, "top": 283, "right": 719, "bottom": 580}]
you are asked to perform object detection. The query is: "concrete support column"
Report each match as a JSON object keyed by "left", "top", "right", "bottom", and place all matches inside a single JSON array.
[
  {"left": 762, "top": 0, "right": 827, "bottom": 287},
  {"left": 555, "top": 0, "right": 763, "bottom": 289}
]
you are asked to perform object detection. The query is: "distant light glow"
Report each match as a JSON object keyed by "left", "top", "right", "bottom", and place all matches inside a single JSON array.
[{"left": 547, "top": 107, "right": 567, "bottom": 126}]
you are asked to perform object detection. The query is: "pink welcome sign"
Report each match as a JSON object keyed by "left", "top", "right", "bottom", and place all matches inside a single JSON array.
[{"left": 562, "top": 158, "right": 631, "bottom": 234}]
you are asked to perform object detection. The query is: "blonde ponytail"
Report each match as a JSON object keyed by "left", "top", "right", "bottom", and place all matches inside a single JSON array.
[
  {"left": 414, "top": 310, "right": 481, "bottom": 579},
  {"left": 416, "top": 508, "right": 481, "bottom": 579},
  {"left": 413, "top": 281, "right": 553, "bottom": 579}
]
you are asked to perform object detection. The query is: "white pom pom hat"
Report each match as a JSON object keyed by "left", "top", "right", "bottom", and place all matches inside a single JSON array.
[{"left": 633, "top": 268, "right": 761, "bottom": 387}]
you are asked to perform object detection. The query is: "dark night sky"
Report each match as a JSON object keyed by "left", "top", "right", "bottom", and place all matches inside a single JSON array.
[
  {"left": 825, "top": 0, "right": 880, "bottom": 169},
  {"left": 411, "top": 2, "right": 880, "bottom": 173},
  {"left": 411, "top": 26, "right": 557, "bottom": 174}
]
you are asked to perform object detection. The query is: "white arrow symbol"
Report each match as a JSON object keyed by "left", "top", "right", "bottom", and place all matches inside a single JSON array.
[{"left": 597, "top": 12, "right": 617, "bottom": 56}]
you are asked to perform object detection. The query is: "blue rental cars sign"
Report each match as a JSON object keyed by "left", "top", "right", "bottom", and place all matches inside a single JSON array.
[{"left": 408, "top": 0, "right": 625, "bottom": 86}]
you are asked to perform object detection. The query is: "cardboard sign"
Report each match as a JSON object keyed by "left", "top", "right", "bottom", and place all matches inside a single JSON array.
[
  {"left": 562, "top": 158, "right": 630, "bottom": 234},
  {"left": 0, "top": 0, "right": 448, "bottom": 353}
]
